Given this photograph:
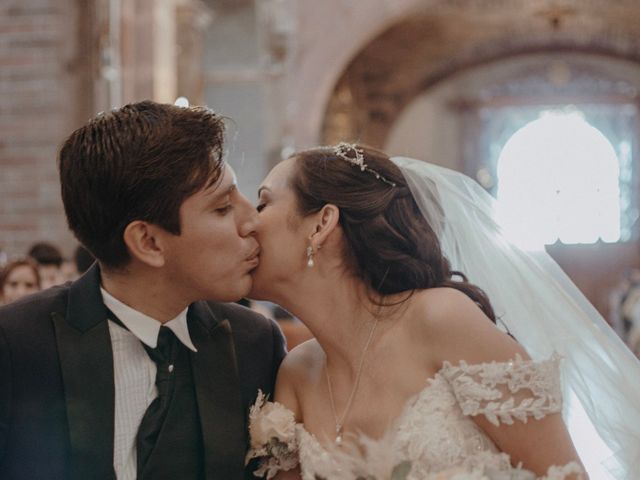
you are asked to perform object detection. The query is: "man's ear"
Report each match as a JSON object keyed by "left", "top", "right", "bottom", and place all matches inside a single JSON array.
[
  {"left": 308, "top": 204, "right": 340, "bottom": 247},
  {"left": 123, "top": 221, "right": 166, "bottom": 268}
]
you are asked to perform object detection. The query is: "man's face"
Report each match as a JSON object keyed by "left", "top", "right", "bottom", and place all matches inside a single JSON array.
[{"left": 161, "top": 165, "right": 260, "bottom": 303}]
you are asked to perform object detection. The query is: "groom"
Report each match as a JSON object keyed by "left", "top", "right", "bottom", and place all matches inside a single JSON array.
[{"left": 0, "top": 101, "right": 286, "bottom": 479}]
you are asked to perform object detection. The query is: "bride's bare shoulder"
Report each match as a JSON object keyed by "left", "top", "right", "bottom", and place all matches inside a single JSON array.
[
  {"left": 405, "top": 288, "right": 520, "bottom": 363},
  {"left": 407, "top": 287, "right": 487, "bottom": 330},
  {"left": 274, "top": 339, "right": 323, "bottom": 419},
  {"left": 282, "top": 338, "right": 323, "bottom": 374},
  {"left": 276, "top": 339, "right": 322, "bottom": 390}
]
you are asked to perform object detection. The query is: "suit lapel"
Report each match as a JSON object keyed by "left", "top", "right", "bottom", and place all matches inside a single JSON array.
[
  {"left": 189, "top": 301, "right": 245, "bottom": 479},
  {"left": 52, "top": 264, "right": 115, "bottom": 480}
]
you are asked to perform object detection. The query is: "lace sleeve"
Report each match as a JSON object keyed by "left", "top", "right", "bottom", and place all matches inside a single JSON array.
[
  {"left": 440, "top": 354, "right": 563, "bottom": 426},
  {"left": 245, "top": 390, "right": 299, "bottom": 479}
]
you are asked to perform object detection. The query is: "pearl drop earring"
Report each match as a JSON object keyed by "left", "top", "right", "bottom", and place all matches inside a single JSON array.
[{"left": 306, "top": 246, "right": 314, "bottom": 268}]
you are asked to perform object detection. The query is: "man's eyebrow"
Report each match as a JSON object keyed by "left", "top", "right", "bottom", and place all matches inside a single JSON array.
[{"left": 209, "top": 183, "right": 237, "bottom": 202}]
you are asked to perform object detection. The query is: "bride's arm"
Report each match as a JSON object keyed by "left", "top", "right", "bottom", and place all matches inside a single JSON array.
[
  {"left": 272, "top": 347, "right": 303, "bottom": 418},
  {"left": 422, "top": 288, "right": 585, "bottom": 479}
]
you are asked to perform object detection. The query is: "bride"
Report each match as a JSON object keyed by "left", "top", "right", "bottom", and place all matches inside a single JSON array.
[{"left": 245, "top": 143, "right": 640, "bottom": 480}]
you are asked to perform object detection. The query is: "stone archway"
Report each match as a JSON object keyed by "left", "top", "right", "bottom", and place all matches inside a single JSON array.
[
  {"left": 317, "top": 0, "right": 640, "bottom": 147},
  {"left": 284, "top": 0, "right": 429, "bottom": 149}
]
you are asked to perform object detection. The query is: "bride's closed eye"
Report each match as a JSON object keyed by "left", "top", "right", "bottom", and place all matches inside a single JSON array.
[{"left": 257, "top": 187, "right": 272, "bottom": 212}]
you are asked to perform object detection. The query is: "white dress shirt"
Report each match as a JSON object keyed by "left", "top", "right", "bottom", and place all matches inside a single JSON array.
[{"left": 101, "top": 287, "right": 197, "bottom": 480}]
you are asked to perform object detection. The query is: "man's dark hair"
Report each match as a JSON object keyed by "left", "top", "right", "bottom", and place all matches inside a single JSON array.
[
  {"left": 27, "top": 242, "right": 63, "bottom": 267},
  {"left": 59, "top": 100, "right": 226, "bottom": 268}
]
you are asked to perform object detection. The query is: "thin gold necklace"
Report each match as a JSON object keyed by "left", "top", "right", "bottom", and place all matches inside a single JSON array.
[{"left": 324, "top": 318, "right": 379, "bottom": 444}]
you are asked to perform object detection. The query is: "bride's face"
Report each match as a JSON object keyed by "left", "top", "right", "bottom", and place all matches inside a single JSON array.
[{"left": 249, "top": 158, "right": 310, "bottom": 301}]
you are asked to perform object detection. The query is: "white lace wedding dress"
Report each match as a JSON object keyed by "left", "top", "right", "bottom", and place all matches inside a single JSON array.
[{"left": 245, "top": 355, "right": 584, "bottom": 480}]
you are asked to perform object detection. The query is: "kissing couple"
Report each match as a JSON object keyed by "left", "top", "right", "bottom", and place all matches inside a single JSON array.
[{"left": 1, "top": 101, "right": 638, "bottom": 480}]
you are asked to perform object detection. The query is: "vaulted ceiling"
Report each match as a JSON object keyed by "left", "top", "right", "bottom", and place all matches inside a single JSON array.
[{"left": 322, "top": 0, "right": 640, "bottom": 145}]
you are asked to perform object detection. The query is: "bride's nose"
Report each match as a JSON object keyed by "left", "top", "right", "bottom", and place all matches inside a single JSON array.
[{"left": 237, "top": 193, "right": 258, "bottom": 237}]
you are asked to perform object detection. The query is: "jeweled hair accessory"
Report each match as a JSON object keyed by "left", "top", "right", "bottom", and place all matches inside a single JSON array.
[{"left": 333, "top": 142, "right": 396, "bottom": 187}]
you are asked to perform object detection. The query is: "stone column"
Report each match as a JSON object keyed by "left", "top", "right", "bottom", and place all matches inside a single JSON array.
[
  {"left": 176, "top": 0, "right": 211, "bottom": 104},
  {"left": 256, "top": 0, "right": 296, "bottom": 167}
]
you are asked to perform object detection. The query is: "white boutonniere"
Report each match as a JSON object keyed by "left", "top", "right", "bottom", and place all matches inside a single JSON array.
[{"left": 245, "top": 390, "right": 299, "bottom": 479}]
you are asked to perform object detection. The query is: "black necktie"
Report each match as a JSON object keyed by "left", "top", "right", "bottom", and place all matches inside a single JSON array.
[
  {"left": 106, "top": 311, "right": 202, "bottom": 477},
  {"left": 136, "top": 326, "right": 179, "bottom": 473}
]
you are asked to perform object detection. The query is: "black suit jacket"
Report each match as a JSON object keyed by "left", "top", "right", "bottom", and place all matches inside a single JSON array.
[{"left": 0, "top": 264, "right": 286, "bottom": 480}]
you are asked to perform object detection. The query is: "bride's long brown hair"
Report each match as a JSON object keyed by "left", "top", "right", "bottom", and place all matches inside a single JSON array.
[{"left": 289, "top": 144, "right": 496, "bottom": 322}]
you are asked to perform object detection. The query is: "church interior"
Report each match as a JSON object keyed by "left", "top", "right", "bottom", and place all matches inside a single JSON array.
[{"left": 1, "top": 0, "right": 640, "bottom": 354}]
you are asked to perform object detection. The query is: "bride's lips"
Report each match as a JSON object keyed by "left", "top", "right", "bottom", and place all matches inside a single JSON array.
[{"left": 245, "top": 247, "right": 260, "bottom": 267}]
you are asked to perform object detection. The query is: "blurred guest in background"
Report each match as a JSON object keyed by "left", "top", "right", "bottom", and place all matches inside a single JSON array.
[
  {"left": 73, "top": 244, "right": 95, "bottom": 275},
  {"left": 58, "top": 245, "right": 96, "bottom": 283},
  {"left": 27, "top": 241, "right": 64, "bottom": 289},
  {"left": 60, "top": 260, "right": 79, "bottom": 283},
  {"left": 0, "top": 258, "right": 40, "bottom": 305}
]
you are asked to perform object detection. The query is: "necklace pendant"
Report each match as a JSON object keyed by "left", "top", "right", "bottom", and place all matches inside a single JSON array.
[{"left": 335, "top": 425, "right": 343, "bottom": 444}]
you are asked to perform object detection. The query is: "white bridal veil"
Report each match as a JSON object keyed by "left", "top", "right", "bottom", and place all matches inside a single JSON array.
[{"left": 392, "top": 156, "right": 640, "bottom": 480}]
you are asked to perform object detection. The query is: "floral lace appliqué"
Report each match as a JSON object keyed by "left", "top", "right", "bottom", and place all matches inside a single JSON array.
[
  {"left": 440, "top": 354, "right": 562, "bottom": 426},
  {"left": 245, "top": 390, "right": 299, "bottom": 479},
  {"left": 246, "top": 356, "right": 579, "bottom": 480}
]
